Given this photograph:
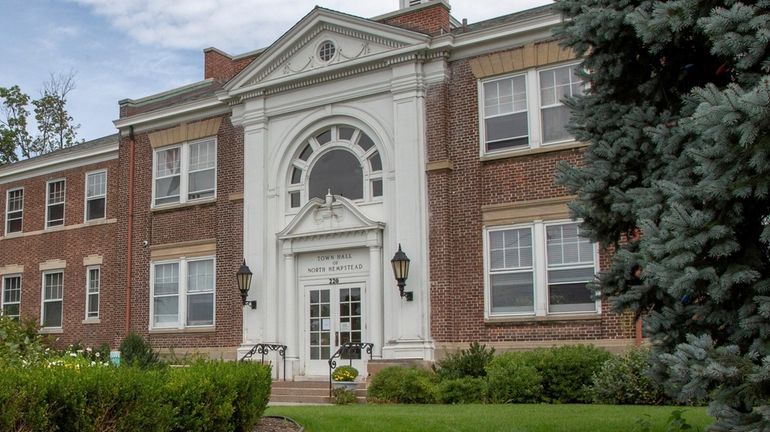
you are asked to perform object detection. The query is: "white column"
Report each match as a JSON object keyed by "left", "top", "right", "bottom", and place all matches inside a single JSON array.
[
  {"left": 284, "top": 250, "right": 299, "bottom": 359},
  {"left": 382, "top": 59, "right": 435, "bottom": 360},
  {"left": 368, "top": 241, "right": 383, "bottom": 358}
]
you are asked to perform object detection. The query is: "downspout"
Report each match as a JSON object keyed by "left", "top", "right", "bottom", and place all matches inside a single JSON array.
[{"left": 124, "top": 125, "right": 136, "bottom": 337}]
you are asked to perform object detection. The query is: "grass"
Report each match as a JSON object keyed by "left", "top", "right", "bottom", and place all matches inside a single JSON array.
[{"left": 266, "top": 404, "right": 712, "bottom": 432}]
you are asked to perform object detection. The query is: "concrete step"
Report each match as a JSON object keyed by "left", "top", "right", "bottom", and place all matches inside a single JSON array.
[
  {"left": 270, "top": 394, "right": 332, "bottom": 404},
  {"left": 271, "top": 380, "right": 331, "bottom": 389},
  {"left": 269, "top": 380, "right": 368, "bottom": 404}
]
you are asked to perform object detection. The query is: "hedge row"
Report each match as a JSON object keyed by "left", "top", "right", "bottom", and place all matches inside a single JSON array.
[
  {"left": 0, "top": 361, "right": 271, "bottom": 432},
  {"left": 369, "top": 345, "right": 625, "bottom": 404}
]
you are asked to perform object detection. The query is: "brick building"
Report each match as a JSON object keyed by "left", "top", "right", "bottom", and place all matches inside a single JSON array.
[{"left": 0, "top": 0, "right": 635, "bottom": 377}]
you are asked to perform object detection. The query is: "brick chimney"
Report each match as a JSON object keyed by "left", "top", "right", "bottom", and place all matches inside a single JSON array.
[
  {"left": 203, "top": 48, "right": 262, "bottom": 82},
  {"left": 379, "top": 0, "right": 451, "bottom": 36}
]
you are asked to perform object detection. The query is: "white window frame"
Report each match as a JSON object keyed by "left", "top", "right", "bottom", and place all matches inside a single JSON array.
[
  {"left": 149, "top": 256, "right": 216, "bottom": 330},
  {"left": 483, "top": 219, "right": 600, "bottom": 319},
  {"left": 152, "top": 137, "right": 217, "bottom": 208},
  {"left": 484, "top": 224, "right": 538, "bottom": 316},
  {"left": 478, "top": 61, "right": 583, "bottom": 157},
  {"left": 1, "top": 274, "right": 21, "bottom": 320},
  {"left": 85, "top": 266, "right": 100, "bottom": 319},
  {"left": 538, "top": 63, "right": 585, "bottom": 146},
  {"left": 41, "top": 270, "right": 64, "bottom": 329},
  {"left": 45, "top": 179, "right": 66, "bottom": 228},
  {"left": 5, "top": 187, "right": 24, "bottom": 235},
  {"left": 84, "top": 170, "right": 107, "bottom": 222}
]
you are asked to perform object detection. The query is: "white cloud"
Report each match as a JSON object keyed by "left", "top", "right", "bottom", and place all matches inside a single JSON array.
[{"left": 70, "top": 0, "right": 552, "bottom": 54}]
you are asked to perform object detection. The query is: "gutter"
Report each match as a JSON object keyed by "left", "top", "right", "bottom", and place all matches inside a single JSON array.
[{"left": 124, "top": 126, "right": 136, "bottom": 337}]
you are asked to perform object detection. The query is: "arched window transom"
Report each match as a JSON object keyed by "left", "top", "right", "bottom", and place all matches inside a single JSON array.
[{"left": 287, "top": 125, "right": 383, "bottom": 209}]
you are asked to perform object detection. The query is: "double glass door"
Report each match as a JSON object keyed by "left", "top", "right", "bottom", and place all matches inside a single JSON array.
[{"left": 306, "top": 283, "right": 364, "bottom": 375}]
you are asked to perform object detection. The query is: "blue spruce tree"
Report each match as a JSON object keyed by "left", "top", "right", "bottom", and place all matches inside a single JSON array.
[{"left": 555, "top": 1, "right": 770, "bottom": 430}]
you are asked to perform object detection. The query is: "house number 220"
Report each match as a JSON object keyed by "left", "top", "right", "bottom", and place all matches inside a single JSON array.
[{"left": 328, "top": 277, "right": 339, "bottom": 285}]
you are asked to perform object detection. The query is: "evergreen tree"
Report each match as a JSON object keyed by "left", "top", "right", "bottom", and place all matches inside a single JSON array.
[{"left": 555, "top": 1, "right": 770, "bottom": 430}]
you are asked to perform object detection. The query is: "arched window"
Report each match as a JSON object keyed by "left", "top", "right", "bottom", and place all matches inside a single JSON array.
[
  {"left": 308, "top": 150, "right": 362, "bottom": 200},
  {"left": 287, "top": 125, "right": 383, "bottom": 209}
]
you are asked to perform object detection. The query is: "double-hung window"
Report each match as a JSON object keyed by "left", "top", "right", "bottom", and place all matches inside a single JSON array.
[
  {"left": 153, "top": 138, "right": 216, "bottom": 207},
  {"left": 151, "top": 257, "right": 215, "bottom": 329},
  {"left": 485, "top": 221, "right": 598, "bottom": 318},
  {"left": 482, "top": 74, "right": 529, "bottom": 151},
  {"left": 2, "top": 275, "right": 21, "bottom": 319},
  {"left": 539, "top": 65, "right": 584, "bottom": 143},
  {"left": 42, "top": 271, "right": 64, "bottom": 328},
  {"left": 488, "top": 227, "right": 535, "bottom": 314},
  {"left": 46, "top": 180, "right": 66, "bottom": 228},
  {"left": 480, "top": 63, "right": 584, "bottom": 155},
  {"left": 85, "top": 171, "right": 107, "bottom": 221},
  {"left": 5, "top": 188, "right": 23, "bottom": 234},
  {"left": 545, "top": 224, "right": 596, "bottom": 312},
  {"left": 86, "top": 267, "right": 100, "bottom": 319}
]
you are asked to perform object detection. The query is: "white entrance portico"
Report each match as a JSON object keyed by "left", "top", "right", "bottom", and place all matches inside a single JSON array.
[
  {"left": 278, "top": 194, "right": 384, "bottom": 377},
  {"left": 231, "top": 6, "right": 437, "bottom": 379}
]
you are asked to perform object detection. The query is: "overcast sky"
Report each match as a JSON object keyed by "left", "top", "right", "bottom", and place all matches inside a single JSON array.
[{"left": 0, "top": 0, "right": 552, "bottom": 141}]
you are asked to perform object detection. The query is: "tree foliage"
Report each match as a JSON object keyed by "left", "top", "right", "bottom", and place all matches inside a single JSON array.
[
  {"left": 0, "top": 72, "right": 81, "bottom": 164},
  {"left": 555, "top": 0, "right": 770, "bottom": 430}
]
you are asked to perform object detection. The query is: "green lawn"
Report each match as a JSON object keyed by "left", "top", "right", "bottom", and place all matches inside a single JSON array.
[{"left": 266, "top": 404, "right": 712, "bottom": 432}]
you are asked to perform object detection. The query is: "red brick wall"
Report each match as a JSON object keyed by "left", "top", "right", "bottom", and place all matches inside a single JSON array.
[
  {"left": 117, "top": 114, "right": 244, "bottom": 349},
  {"left": 426, "top": 54, "right": 634, "bottom": 344},
  {"left": 380, "top": 3, "right": 451, "bottom": 36},
  {"left": 0, "top": 158, "right": 123, "bottom": 348},
  {"left": 204, "top": 49, "right": 259, "bottom": 82}
]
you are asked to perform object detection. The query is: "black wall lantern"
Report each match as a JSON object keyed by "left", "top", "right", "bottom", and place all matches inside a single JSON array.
[
  {"left": 237, "top": 260, "right": 256, "bottom": 309},
  {"left": 391, "top": 244, "right": 413, "bottom": 301}
]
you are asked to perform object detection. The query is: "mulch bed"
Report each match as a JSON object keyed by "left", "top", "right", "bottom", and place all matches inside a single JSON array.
[{"left": 253, "top": 416, "right": 303, "bottom": 432}]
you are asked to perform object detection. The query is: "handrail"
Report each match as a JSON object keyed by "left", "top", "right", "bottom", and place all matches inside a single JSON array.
[
  {"left": 240, "top": 343, "right": 287, "bottom": 381},
  {"left": 328, "top": 342, "right": 374, "bottom": 396}
]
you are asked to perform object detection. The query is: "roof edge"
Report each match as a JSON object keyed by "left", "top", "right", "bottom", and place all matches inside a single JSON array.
[{"left": 119, "top": 79, "right": 215, "bottom": 107}]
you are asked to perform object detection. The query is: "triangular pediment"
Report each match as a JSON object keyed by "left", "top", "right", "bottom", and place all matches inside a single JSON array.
[
  {"left": 226, "top": 7, "right": 430, "bottom": 93},
  {"left": 278, "top": 195, "right": 384, "bottom": 240}
]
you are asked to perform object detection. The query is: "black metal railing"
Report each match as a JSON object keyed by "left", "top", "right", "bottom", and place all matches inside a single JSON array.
[
  {"left": 240, "top": 343, "right": 287, "bottom": 381},
  {"left": 328, "top": 342, "right": 374, "bottom": 396}
]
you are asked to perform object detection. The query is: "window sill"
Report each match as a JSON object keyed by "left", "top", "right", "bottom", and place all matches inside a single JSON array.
[
  {"left": 148, "top": 326, "right": 216, "bottom": 334},
  {"left": 151, "top": 198, "right": 217, "bottom": 214},
  {"left": 0, "top": 219, "right": 117, "bottom": 241},
  {"left": 82, "top": 318, "right": 101, "bottom": 325},
  {"left": 39, "top": 327, "right": 64, "bottom": 334},
  {"left": 485, "top": 313, "right": 601, "bottom": 324},
  {"left": 480, "top": 141, "right": 588, "bottom": 162}
]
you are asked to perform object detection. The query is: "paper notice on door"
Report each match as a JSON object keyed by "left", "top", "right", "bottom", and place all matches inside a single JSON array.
[
  {"left": 339, "top": 321, "right": 351, "bottom": 332},
  {"left": 322, "top": 318, "right": 331, "bottom": 331}
]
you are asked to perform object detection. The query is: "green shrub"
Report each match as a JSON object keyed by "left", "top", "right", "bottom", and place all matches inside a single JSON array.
[
  {"left": 332, "top": 365, "right": 359, "bottom": 382},
  {"left": 332, "top": 388, "right": 358, "bottom": 405},
  {"left": 119, "top": 331, "right": 161, "bottom": 369},
  {"left": 486, "top": 353, "right": 543, "bottom": 403},
  {"left": 533, "top": 345, "right": 612, "bottom": 403},
  {"left": 368, "top": 366, "right": 437, "bottom": 403},
  {"left": 433, "top": 342, "right": 495, "bottom": 380},
  {"left": 0, "top": 361, "right": 271, "bottom": 432},
  {"left": 0, "top": 315, "right": 48, "bottom": 366},
  {"left": 437, "top": 377, "right": 488, "bottom": 404},
  {"left": 591, "top": 347, "right": 667, "bottom": 405}
]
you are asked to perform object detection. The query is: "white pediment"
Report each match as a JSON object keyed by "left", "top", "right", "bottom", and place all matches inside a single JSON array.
[
  {"left": 278, "top": 194, "right": 384, "bottom": 240},
  {"left": 225, "top": 8, "right": 430, "bottom": 93}
]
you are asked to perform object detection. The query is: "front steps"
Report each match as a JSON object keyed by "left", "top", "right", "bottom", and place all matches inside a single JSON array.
[{"left": 270, "top": 380, "right": 368, "bottom": 404}]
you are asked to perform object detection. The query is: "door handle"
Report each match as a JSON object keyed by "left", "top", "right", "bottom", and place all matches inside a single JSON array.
[{"left": 335, "top": 332, "right": 339, "bottom": 346}]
